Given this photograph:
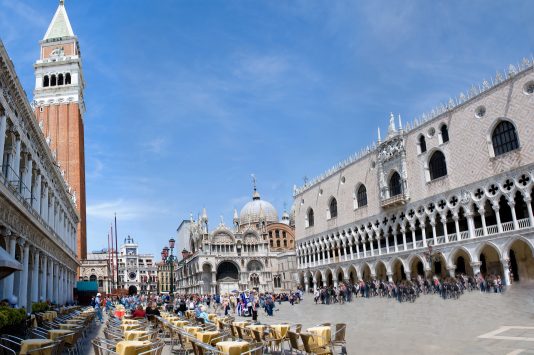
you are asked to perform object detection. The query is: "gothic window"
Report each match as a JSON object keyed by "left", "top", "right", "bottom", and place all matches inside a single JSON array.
[
  {"left": 429, "top": 150, "right": 447, "bottom": 180},
  {"left": 277, "top": 240, "right": 281, "bottom": 248},
  {"left": 329, "top": 198, "right": 338, "bottom": 219},
  {"left": 50, "top": 75, "right": 57, "bottom": 86},
  {"left": 307, "top": 208, "right": 314, "bottom": 227},
  {"left": 58, "top": 73, "right": 64, "bottom": 85},
  {"left": 418, "top": 135, "right": 427, "bottom": 153},
  {"left": 440, "top": 124, "right": 449, "bottom": 143},
  {"left": 492, "top": 120, "right": 519, "bottom": 156},
  {"left": 65, "top": 73, "right": 71, "bottom": 85},
  {"left": 356, "top": 185, "right": 367, "bottom": 208},
  {"left": 43, "top": 76, "right": 49, "bottom": 87},
  {"left": 389, "top": 171, "right": 402, "bottom": 197}
]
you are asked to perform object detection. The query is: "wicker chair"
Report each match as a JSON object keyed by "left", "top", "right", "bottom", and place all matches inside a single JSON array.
[
  {"left": 331, "top": 323, "right": 346, "bottom": 353},
  {"left": 300, "top": 333, "right": 333, "bottom": 355},
  {"left": 287, "top": 331, "right": 305, "bottom": 354}
]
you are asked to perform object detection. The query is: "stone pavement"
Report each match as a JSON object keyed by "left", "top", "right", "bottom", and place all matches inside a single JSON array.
[{"left": 250, "top": 283, "right": 534, "bottom": 355}]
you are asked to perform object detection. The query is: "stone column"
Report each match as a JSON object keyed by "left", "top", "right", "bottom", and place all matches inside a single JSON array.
[
  {"left": 31, "top": 251, "right": 40, "bottom": 302},
  {"left": 355, "top": 241, "right": 361, "bottom": 259},
  {"left": 410, "top": 224, "right": 416, "bottom": 249},
  {"left": 430, "top": 219, "right": 437, "bottom": 245},
  {"left": 2, "top": 235, "right": 16, "bottom": 300},
  {"left": 343, "top": 242, "right": 348, "bottom": 261},
  {"left": 23, "top": 156, "right": 32, "bottom": 200},
  {"left": 369, "top": 233, "right": 375, "bottom": 256},
  {"left": 508, "top": 200, "right": 519, "bottom": 230},
  {"left": 47, "top": 259, "right": 53, "bottom": 302},
  {"left": 447, "top": 266, "right": 456, "bottom": 278},
  {"left": 466, "top": 211, "right": 476, "bottom": 238},
  {"left": 349, "top": 242, "right": 354, "bottom": 260},
  {"left": 421, "top": 221, "right": 427, "bottom": 247},
  {"left": 385, "top": 234, "right": 390, "bottom": 254},
  {"left": 401, "top": 227, "right": 407, "bottom": 251},
  {"left": 479, "top": 207, "right": 488, "bottom": 236},
  {"left": 501, "top": 259, "right": 511, "bottom": 286},
  {"left": 19, "top": 242, "right": 29, "bottom": 309},
  {"left": 470, "top": 261, "right": 481, "bottom": 276},
  {"left": 387, "top": 272, "right": 393, "bottom": 282},
  {"left": 493, "top": 203, "right": 503, "bottom": 233},
  {"left": 362, "top": 238, "right": 367, "bottom": 257},
  {"left": 524, "top": 196, "right": 534, "bottom": 227},
  {"left": 441, "top": 215, "right": 449, "bottom": 243},
  {"left": 0, "top": 115, "right": 6, "bottom": 162},
  {"left": 42, "top": 185, "right": 49, "bottom": 220},
  {"left": 33, "top": 173, "right": 41, "bottom": 212},
  {"left": 313, "top": 279, "right": 317, "bottom": 292},
  {"left": 453, "top": 214, "right": 461, "bottom": 240},
  {"left": 393, "top": 231, "right": 399, "bottom": 252},
  {"left": 11, "top": 138, "right": 21, "bottom": 184},
  {"left": 405, "top": 271, "right": 411, "bottom": 281},
  {"left": 40, "top": 254, "right": 47, "bottom": 301}
]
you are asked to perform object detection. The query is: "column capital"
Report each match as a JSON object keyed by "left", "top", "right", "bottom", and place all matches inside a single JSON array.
[{"left": 470, "top": 261, "right": 482, "bottom": 267}]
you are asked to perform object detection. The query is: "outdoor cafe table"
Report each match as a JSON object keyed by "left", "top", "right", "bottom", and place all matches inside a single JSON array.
[
  {"left": 216, "top": 341, "right": 249, "bottom": 355},
  {"left": 19, "top": 339, "right": 55, "bottom": 355},
  {"left": 307, "top": 326, "right": 331, "bottom": 347},
  {"left": 196, "top": 330, "right": 220, "bottom": 345},
  {"left": 59, "top": 324, "right": 82, "bottom": 330},
  {"left": 173, "top": 320, "right": 189, "bottom": 327},
  {"left": 208, "top": 314, "right": 217, "bottom": 321},
  {"left": 122, "top": 319, "right": 141, "bottom": 325},
  {"left": 121, "top": 324, "right": 144, "bottom": 331},
  {"left": 48, "top": 329, "right": 75, "bottom": 344},
  {"left": 271, "top": 324, "right": 290, "bottom": 338},
  {"left": 42, "top": 311, "right": 57, "bottom": 321},
  {"left": 124, "top": 330, "right": 149, "bottom": 341},
  {"left": 183, "top": 326, "right": 202, "bottom": 336},
  {"left": 115, "top": 340, "right": 151, "bottom": 355}
]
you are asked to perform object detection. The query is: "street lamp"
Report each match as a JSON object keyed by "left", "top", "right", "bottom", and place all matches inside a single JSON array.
[{"left": 161, "top": 238, "right": 176, "bottom": 295}]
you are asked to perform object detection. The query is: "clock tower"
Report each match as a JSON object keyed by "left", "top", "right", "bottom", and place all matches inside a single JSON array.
[{"left": 33, "top": 1, "right": 87, "bottom": 260}]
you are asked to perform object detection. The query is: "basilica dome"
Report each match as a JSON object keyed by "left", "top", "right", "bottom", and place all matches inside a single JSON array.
[{"left": 239, "top": 189, "right": 279, "bottom": 225}]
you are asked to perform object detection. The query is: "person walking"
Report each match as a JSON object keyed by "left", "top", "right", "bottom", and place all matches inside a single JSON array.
[{"left": 94, "top": 293, "right": 103, "bottom": 323}]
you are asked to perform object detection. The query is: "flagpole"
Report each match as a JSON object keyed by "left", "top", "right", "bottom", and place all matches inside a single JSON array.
[{"left": 114, "top": 213, "right": 119, "bottom": 290}]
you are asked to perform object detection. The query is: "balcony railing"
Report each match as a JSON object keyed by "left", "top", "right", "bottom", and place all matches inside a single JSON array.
[{"left": 380, "top": 193, "right": 408, "bottom": 208}]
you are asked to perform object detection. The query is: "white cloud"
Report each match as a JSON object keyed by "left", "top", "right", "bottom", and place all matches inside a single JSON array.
[
  {"left": 87, "top": 199, "right": 169, "bottom": 221},
  {"left": 143, "top": 138, "right": 166, "bottom": 154}
]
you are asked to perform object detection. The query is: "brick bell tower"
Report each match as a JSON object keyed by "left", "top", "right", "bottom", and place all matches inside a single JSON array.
[{"left": 33, "top": 0, "right": 87, "bottom": 260}]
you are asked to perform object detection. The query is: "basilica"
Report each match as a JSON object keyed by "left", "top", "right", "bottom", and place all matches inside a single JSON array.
[
  {"left": 174, "top": 186, "right": 297, "bottom": 294},
  {"left": 293, "top": 60, "right": 534, "bottom": 291}
]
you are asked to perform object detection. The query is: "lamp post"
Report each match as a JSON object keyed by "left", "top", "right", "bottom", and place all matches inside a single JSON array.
[{"left": 161, "top": 238, "right": 176, "bottom": 296}]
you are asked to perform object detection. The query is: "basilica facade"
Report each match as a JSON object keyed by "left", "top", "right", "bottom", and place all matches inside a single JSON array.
[
  {"left": 174, "top": 187, "right": 297, "bottom": 294},
  {"left": 293, "top": 60, "right": 534, "bottom": 291}
]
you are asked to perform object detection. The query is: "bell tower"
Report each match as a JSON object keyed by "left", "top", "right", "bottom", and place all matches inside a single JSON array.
[{"left": 33, "top": 0, "right": 87, "bottom": 260}]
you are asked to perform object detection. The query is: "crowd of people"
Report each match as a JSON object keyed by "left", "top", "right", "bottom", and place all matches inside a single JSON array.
[
  {"left": 311, "top": 272, "right": 505, "bottom": 305},
  {"left": 90, "top": 289, "right": 305, "bottom": 323}
]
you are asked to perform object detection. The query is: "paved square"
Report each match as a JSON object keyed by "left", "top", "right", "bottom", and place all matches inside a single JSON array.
[{"left": 250, "top": 284, "right": 534, "bottom": 354}]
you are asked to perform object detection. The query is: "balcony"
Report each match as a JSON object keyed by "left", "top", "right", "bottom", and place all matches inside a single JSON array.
[{"left": 380, "top": 193, "right": 408, "bottom": 208}]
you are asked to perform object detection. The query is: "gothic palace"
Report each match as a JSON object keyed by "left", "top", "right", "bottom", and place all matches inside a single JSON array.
[{"left": 293, "top": 60, "right": 534, "bottom": 291}]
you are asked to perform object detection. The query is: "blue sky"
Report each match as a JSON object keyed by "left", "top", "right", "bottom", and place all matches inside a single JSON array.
[{"left": 1, "top": 0, "right": 533, "bottom": 258}]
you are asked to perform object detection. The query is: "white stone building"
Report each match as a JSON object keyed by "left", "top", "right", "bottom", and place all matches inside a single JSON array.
[
  {"left": 293, "top": 59, "right": 534, "bottom": 291},
  {"left": 0, "top": 40, "right": 79, "bottom": 309},
  {"left": 175, "top": 186, "right": 297, "bottom": 294}
]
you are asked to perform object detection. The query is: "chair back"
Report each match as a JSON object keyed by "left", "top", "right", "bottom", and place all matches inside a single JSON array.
[
  {"left": 288, "top": 331, "right": 301, "bottom": 350},
  {"left": 26, "top": 342, "right": 59, "bottom": 355},
  {"left": 334, "top": 323, "right": 346, "bottom": 342},
  {"left": 229, "top": 325, "right": 237, "bottom": 338},
  {"left": 0, "top": 343, "right": 16, "bottom": 355},
  {"left": 251, "top": 329, "right": 263, "bottom": 342},
  {"left": 235, "top": 326, "right": 245, "bottom": 339},
  {"left": 300, "top": 333, "right": 314, "bottom": 353},
  {"left": 295, "top": 324, "right": 302, "bottom": 333},
  {"left": 138, "top": 342, "right": 165, "bottom": 355}
]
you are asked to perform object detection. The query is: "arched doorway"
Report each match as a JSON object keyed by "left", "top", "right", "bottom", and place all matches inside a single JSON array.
[
  {"left": 431, "top": 253, "right": 447, "bottom": 278},
  {"left": 128, "top": 285, "right": 137, "bottom": 295},
  {"left": 348, "top": 265, "right": 357, "bottom": 284},
  {"left": 376, "top": 261, "right": 387, "bottom": 281},
  {"left": 315, "top": 271, "right": 323, "bottom": 289},
  {"left": 216, "top": 261, "right": 240, "bottom": 294},
  {"left": 362, "top": 264, "right": 372, "bottom": 281},
  {"left": 509, "top": 239, "right": 534, "bottom": 281},
  {"left": 336, "top": 269, "right": 344, "bottom": 284},
  {"left": 391, "top": 259, "right": 406, "bottom": 282},
  {"left": 479, "top": 244, "right": 503, "bottom": 277},
  {"left": 89, "top": 274, "right": 97, "bottom": 282},
  {"left": 325, "top": 269, "right": 333, "bottom": 287},
  {"left": 451, "top": 248, "right": 473, "bottom": 276},
  {"left": 410, "top": 256, "right": 425, "bottom": 278}
]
